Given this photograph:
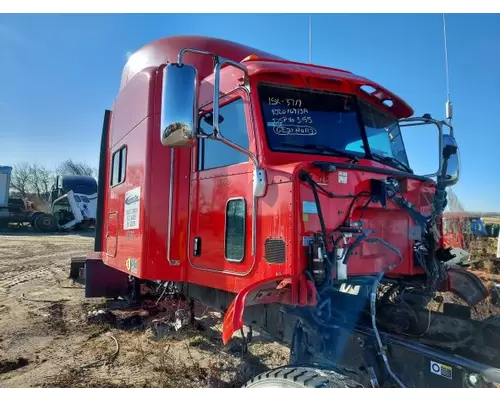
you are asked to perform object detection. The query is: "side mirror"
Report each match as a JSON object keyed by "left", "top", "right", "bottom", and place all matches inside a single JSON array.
[
  {"left": 160, "top": 63, "right": 198, "bottom": 147},
  {"left": 441, "top": 134, "right": 460, "bottom": 187},
  {"left": 398, "top": 117, "right": 441, "bottom": 177}
]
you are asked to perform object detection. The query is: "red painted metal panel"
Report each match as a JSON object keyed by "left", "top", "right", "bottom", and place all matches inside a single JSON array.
[{"left": 96, "top": 35, "right": 438, "bottom": 306}]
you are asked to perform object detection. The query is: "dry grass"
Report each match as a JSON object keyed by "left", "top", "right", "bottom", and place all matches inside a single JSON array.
[
  {"left": 481, "top": 217, "right": 500, "bottom": 226},
  {"left": 467, "top": 237, "right": 500, "bottom": 276},
  {"left": 39, "top": 320, "right": 287, "bottom": 388},
  {"left": 458, "top": 233, "right": 500, "bottom": 319},
  {"left": 33, "top": 297, "right": 290, "bottom": 388}
]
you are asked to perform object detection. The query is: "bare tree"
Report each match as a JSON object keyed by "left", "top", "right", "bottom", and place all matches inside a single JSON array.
[
  {"left": 9, "top": 163, "right": 54, "bottom": 210},
  {"left": 9, "top": 163, "right": 31, "bottom": 198},
  {"left": 28, "top": 164, "right": 53, "bottom": 202},
  {"left": 56, "top": 159, "right": 96, "bottom": 177}
]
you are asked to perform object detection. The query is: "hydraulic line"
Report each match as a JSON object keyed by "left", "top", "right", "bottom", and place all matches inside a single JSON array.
[
  {"left": 300, "top": 171, "right": 335, "bottom": 292},
  {"left": 366, "top": 237, "right": 405, "bottom": 388},
  {"left": 315, "top": 234, "right": 406, "bottom": 387},
  {"left": 299, "top": 166, "right": 451, "bottom": 387},
  {"left": 308, "top": 228, "right": 407, "bottom": 387},
  {"left": 300, "top": 170, "right": 373, "bottom": 292}
]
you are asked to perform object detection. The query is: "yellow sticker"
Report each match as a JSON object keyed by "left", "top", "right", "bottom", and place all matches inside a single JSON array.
[{"left": 303, "top": 213, "right": 309, "bottom": 222}]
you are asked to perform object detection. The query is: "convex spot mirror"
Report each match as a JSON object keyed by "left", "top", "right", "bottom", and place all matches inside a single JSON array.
[
  {"left": 160, "top": 63, "right": 198, "bottom": 148},
  {"left": 441, "top": 134, "right": 459, "bottom": 187}
]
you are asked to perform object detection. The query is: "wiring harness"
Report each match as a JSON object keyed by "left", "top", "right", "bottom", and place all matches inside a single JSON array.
[{"left": 298, "top": 168, "right": 451, "bottom": 388}]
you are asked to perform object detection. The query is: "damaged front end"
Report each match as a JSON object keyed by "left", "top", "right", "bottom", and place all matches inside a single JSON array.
[{"left": 224, "top": 120, "right": 489, "bottom": 352}]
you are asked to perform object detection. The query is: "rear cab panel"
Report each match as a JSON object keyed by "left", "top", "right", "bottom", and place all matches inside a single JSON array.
[{"left": 102, "top": 67, "right": 157, "bottom": 277}]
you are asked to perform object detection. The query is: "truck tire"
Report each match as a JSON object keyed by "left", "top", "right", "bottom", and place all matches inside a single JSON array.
[
  {"left": 34, "top": 213, "right": 58, "bottom": 233},
  {"left": 242, "top": 366, "right": 363, "bottom": 388},
  {"left": 29, "top": 212, "right": 44, "bottom": 227}
]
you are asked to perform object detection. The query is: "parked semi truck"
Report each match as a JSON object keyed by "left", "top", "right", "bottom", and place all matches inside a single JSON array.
[
  {"left": 49, "top": 175, "right": 98, "bottom": 230},
  {"left": 71, "top": 35, "right": 500, "bottom": 388},
  {"left": 0, "top": 170, "right": 97, "bottom": 232}
]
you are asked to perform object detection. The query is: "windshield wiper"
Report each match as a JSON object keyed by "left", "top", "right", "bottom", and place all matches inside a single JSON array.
[
  {"left": 370, "top": 153, "right": 413, "bottom": 173},
  {"left": 280, "top": 142, "right": 359, "bottom": 163}
]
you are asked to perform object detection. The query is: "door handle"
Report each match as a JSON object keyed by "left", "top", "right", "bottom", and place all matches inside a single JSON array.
[{"left": 193, "top": 237, "right": 202, "bottom": 257}]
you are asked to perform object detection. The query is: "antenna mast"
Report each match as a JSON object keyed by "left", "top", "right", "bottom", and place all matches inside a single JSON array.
[
  {"left": 308, "top": 14, "right": 312, "bottom": 64},
  {"left": 443, "top": 13, "right": 453, "bottom": 122}
]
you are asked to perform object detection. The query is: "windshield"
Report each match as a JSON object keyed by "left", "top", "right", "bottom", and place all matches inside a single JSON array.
[
  {"left": 258, "top": 84, "right": 366, "bottom": 157},
  {"left": 258, "top": 83, "right": 411, "bottom": 171},
  {"left": 347, "top": 101, "right": 410, "bottom": 167}
]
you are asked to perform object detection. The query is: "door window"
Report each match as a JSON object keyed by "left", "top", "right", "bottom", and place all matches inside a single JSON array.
[{"left": 198, "top": 98, "right": 249, "bottom": 171}]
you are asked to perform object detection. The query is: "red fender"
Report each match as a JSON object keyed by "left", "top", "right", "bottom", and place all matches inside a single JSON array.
[{"left": 222, "top": 274, "right": 317, "bottom": 344}]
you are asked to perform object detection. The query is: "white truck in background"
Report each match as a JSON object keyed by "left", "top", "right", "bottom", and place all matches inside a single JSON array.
[
  {"left": 49, "top": 175, "right": 98, "bottom": 231},
  {"left": 0, "top": 167, "right": 98, "bottom": 232}
]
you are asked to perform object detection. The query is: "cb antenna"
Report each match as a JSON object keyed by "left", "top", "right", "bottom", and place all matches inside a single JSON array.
[
  {"left": 308, "top": 13, "right": 312, "bottom": 64},
  {"left": 443, "top": 13, "right": 453, "bottom": 122}
]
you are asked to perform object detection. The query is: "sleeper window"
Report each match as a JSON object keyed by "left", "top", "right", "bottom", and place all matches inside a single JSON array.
[{"left": 110, "top": 146, "right": 127, "bottom": 186}]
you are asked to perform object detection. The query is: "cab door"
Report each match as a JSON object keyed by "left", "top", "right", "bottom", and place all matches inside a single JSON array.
[
  {"left": 51, "top": 191, "right": 84, "bottom": 230},
  {"left": 188, "top": 91, "right": 256, "bottom": 276}
]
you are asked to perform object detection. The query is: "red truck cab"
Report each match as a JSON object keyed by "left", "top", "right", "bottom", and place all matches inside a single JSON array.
[{"left": 81, "top": 35, "right": 475, "bottom": 344}]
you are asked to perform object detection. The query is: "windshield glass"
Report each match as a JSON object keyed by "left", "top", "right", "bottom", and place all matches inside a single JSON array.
[
  {"left": 258, "top": 84, "right": 411, "bottom": 171},
  {"left": 258, "top": 84, "right": 366, "bottom": 157},
  {"left": 346, "top": 101, "right": 410, "bottom": 167}
]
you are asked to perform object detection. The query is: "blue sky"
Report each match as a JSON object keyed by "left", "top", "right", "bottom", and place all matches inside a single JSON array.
[{"left": 0, "top": 13, "right": 499, "bottom": 211}]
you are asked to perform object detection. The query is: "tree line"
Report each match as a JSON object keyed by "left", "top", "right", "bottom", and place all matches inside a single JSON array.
[{"left": 9, "top": 160, "right": 97, "bottom": 207}]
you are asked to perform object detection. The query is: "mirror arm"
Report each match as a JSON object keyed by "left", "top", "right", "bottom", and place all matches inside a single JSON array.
[
  {"left": 217, "top": 136, "right": 266, "bottom": 198},
  {"left": 178, "top": 48, "right": 219, "bottom": 66},
  {"left": 213, "top": 59, "right": 249, "bottom": 138},
  {"left": 436, "top": 121, "right": 444, "bottom": 179},
  {"left": 441, "top": 120, "right": 455, "bottom": 137},
  {"left": 218, "top": 136, "right": 259, "bottom": 169}
]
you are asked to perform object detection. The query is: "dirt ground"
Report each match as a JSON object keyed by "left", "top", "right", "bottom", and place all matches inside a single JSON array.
[
  {"left": 0, "top": 232, "right": 289, "bottom": 388},
  {"left": 1, "top": 231, "right": 499, "bottom": 388}
]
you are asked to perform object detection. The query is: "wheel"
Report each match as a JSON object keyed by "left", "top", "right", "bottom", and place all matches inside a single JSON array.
[
  {"left": 242, "top": 366, "right": 363, "bottom": 388},
  {"left": 29, "top": 212, "right": 44, "bottom": 227},
  {"left": 34, "top": 213, "right": 58, "bottom": 233}
]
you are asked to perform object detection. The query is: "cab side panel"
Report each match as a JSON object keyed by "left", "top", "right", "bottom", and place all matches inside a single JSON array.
[{"left": 102, "top": 67, "right": 158, "bottom": 277}]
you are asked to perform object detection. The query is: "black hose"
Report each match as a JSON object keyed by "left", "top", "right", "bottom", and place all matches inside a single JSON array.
[
  {"left": 304, "top": 174, "right": 363, "bottom": 200},
  {"left": 366, "top": 238, "right": 406, "bottom": 388},
  {"left": 342, "top": 230, "right": 373, "bottom": 265},
  {"left": 300, "top": 171, "right": 336, "bottom": 290},
  {"left": 342, "top": 191, "right": 372, "bottom": 227}
]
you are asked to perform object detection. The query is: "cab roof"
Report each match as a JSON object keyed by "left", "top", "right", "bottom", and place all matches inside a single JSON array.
[
  {"left": 122, "top": 35, "right": 414, "bottom": 118},
  {"left": 242, "top": 58, "right": 414, "bottom": 118}
]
